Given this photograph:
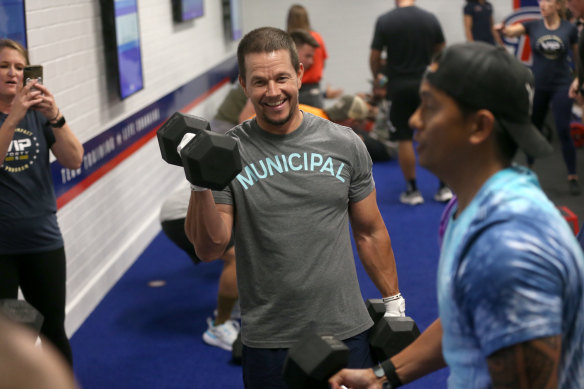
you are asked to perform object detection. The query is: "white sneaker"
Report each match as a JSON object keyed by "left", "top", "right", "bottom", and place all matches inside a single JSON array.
[
  {"left": 399, "top": 190, "right": 424, "bottom": 205},
  {"left": 434, "top": 187, "right": 453, "bottom": 202},
  {"left": 202, "top": 317, "right": 240, "bottom": 351}
]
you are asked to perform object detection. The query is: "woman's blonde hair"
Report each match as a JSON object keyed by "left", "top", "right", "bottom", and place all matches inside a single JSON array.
[
  {"left": 286, "top": 4, "right": 310, "bottom": 32},
  {"left": 0, "top": 39, "right": 29, "bottom": 65}
]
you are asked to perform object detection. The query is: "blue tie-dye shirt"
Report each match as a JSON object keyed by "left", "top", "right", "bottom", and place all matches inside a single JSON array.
[{"left": 439, "top": 166, "right": 584, "bottom": 388}]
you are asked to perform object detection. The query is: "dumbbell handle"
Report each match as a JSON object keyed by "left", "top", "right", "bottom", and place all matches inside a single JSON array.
[
  {"left": 176, "top": 133, "right": 209, "bottom": 191},
  {"left": 177, "top": 132, "right": 197, "bottom": 156}
]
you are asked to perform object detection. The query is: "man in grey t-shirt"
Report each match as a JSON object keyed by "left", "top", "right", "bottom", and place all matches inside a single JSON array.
[{"left": 185, "top": 27, "right": 405, "bottom": 388}]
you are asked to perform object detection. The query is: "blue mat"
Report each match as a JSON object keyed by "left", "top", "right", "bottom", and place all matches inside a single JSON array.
[{"left": 71, "top": 159, "right": 450, "bottom": 388}]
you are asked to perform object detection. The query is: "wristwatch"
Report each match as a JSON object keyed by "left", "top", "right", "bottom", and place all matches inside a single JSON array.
[
  {"left": 372, "top": 365, "right": 392, "bottom": 388},
  {"left": 50, "top": 115, "right": 66, "bottom": 128}
]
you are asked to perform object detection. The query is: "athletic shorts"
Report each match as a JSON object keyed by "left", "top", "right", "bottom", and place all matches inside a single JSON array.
[{"left": 387, "top": 78, "right": 421, "bottom": 141}]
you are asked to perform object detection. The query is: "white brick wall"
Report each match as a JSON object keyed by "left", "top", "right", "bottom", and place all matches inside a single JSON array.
[
  {"left": 20, "top": 0, "right": 517, "bottom": 335},
  {"left": 22, "top": 0, "right": 236, "bottom": 335}
]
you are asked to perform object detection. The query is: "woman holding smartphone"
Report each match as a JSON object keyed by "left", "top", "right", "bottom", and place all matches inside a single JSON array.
[{"left": 0, "top": 39, "right": 83, "bottom": 365}]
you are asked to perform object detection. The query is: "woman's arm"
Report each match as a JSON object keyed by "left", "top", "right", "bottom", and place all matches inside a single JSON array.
[
  {"left": 464, "top": 14, "right": 474, "bottom": 41},
  {"left": 32, "top": 83, "right": 83, "bottom": 169},
  {"left": 494, "top": 22, "right": 526, "bottom": 38}
]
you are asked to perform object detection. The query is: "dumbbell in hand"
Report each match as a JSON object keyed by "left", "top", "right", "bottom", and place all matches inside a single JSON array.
[
  {"left": 282, "top": 328, "right": 350, "bottom": 389},
  {"left": 366, "top": 298, "right": 420, "bottom": 362},
  {"left": 156, "top": 112, "right": 242, "bottom": 190}
]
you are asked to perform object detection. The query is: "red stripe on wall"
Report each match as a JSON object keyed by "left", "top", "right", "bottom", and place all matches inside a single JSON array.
[{"left": 56, "top": 76, "right": 231, "bottom": 209}]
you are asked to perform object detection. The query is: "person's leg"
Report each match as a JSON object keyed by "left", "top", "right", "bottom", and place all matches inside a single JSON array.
[
  {"left": 0, "top": 254, "right": 20, "bottom": 298},
  {"left": 202, "top": 237, "right": 240, "bottom": 351},
  {"left": 397, "top": 140, "right": 416, "bottom": 184},
  {"left": 242, "top": 346, "right": 289, "bottom": 389},
  {"left": 160, "top": 218, "right": 201, "bottom": 265},
  {"left": 550, "top": 87, "right": 579, "bottom": 194},
  {"left": 18, "top": 247, "right": 73, "bottom": 365},
  {"left": 215, "top": 246, "right": 238, "bottom": 324},
  {"left": 389, "top": 82, "right": 423, "bottom": 205},
  {"left": 527, "top": 88, "right": 552, "bottom": 168}
]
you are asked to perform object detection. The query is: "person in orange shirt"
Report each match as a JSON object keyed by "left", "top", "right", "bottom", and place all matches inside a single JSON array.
[{"left": 286, "top": 4, "right": 343, "bottom": 108}]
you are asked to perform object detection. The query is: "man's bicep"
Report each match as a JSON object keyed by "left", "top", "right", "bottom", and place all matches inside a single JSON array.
[
  {"left": 487, "top": 335, "right": 561, "bottom": 389},
  {"left": 349, "top": 190, "right": 384, "bottom": 236}
]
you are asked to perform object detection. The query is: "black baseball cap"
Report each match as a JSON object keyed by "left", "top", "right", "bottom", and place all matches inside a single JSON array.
[{"left": 424, "top": 42, "right": 553, "bottom": 157}]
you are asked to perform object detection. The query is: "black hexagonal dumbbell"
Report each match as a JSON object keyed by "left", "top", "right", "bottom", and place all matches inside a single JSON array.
[
  {"left": 282, "top": 328, "right": 350, "bottom": 389},
  {"left": 366, "top": 298, "right": 420, "bottom": 363},
  {"left": 156, "top": 112, "right": 242, "bottom": 191}
]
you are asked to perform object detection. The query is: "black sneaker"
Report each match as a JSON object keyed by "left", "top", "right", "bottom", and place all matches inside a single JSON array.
[{"left": 569, "top": 179, "right": 581, "bottom": 196}]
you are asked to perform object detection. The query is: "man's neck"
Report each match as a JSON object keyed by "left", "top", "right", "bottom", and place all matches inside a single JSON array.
[{"left": 396, "top": 0, "right": 415, "bottom": 8}]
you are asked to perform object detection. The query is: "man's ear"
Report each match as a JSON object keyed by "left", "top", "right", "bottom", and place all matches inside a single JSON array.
[
  {"left": 297, "top": 63, "right": 304, "bottom": 89},
  {"left": 469, "top": 109, "right": 496, "bottom": 146},
  {"left": 239, "top": 75, "right": 248, "bottom": 97}
]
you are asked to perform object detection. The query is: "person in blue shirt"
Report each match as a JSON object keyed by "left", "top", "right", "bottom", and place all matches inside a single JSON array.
[
  {"left": 463, "top": 0, "right": 503, "bottom": 45},
  {"left": 329, "top": 42, "right": 584, "bottom": 389},
  {"left": 496, "top": 0, "right": 580, "bottom": 195}
]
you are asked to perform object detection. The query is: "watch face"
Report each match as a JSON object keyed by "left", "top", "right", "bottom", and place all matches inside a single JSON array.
[{"left": 373, "top": 365, "right": 385, "bottom": 378}]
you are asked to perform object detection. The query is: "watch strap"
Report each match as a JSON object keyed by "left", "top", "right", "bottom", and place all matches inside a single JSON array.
[
  {"left": 372, "top": 364, "right": 393, "bottom": 389},
  {"left": 380, "top": 359, "right": 402, "bottom": 388},
  {"left": 50, "top": 115, "right": 66, "bottom": 128}
]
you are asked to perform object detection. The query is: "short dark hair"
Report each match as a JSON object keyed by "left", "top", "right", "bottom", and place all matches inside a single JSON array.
[
  {"left": 237, "top": 27, "right": 300, "bottom": 82},
  {"left": 288, "top": 29, "right": 319, "bottom": 48}
]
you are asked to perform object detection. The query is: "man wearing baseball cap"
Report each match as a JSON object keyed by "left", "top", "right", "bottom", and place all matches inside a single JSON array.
[{"left": 329, "top": 42, "right": 584, "bottom": 389}]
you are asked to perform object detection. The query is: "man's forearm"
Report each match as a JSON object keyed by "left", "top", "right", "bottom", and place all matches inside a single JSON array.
[
  {"left": 184, "top": 190, "right": 231, "bottom": 261},
  {"left": 356, "top": 230, "right": 399, "bottom": 297},
  {"left": 370, "top": 50, "right": 382, "bottom": 78},
  {"left": 391, "top": 318, "right": 447, "bottom": 384}
]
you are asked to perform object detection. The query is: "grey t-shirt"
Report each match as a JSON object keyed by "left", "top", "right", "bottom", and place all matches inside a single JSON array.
[{"left": 214, "top": 112, "right": 375, "bottom": 348}]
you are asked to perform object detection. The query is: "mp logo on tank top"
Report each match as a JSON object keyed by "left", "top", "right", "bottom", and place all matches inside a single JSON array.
[
  {"left": 535, "top": 35, "right": 564, "bottom": 60},
  {"left": 2, "top": 127, "right": 40, "bottom": 173}
]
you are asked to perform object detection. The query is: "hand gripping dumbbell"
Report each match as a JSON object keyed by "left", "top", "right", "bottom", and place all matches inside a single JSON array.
[
  {"left": 366, "top": 298, "right": 420, "bottom": 362},
  {"left": 282, "top": 328, "right": 350, "bottom": 389},
  {"left": 156, "top": 112, "right": 242, "bottom": 190}
]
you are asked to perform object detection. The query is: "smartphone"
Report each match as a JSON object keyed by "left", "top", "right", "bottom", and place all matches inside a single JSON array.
[{"left": 23, "top": 65, "right": 43, "bottom": 87}]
